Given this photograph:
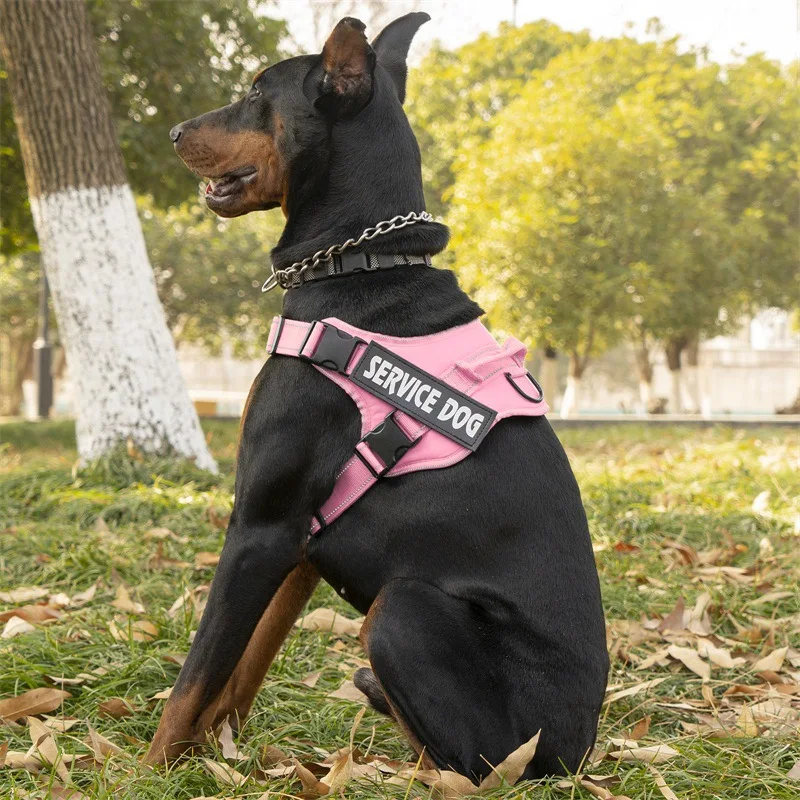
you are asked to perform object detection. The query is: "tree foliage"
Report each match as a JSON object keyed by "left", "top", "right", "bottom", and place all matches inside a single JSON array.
[
  {"left": 140, "top": 198, "right": 284, "bottom": 357},
  {"left": 446, "top": 33, "right": 798, "bottom": 379},
  {"left": 406, "top": 20, "right": 590, "bottom": 217}
]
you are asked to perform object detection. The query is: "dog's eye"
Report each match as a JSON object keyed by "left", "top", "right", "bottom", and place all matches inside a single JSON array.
[{"left": 249, "top": 86, "right": 261, "bottom": 102}]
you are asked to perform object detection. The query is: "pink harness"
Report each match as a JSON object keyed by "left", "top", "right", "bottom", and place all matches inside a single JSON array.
[{"left": 267, "top": 316, "right": 549, "bottom": 534}]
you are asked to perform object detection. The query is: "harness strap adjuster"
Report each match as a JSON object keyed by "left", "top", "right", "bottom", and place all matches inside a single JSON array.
[
  {"left": 356, "top": 412, "right": 415, "bottom": 477},
  {"left": 300, "top": 322, "right": 364, "bottom": 374}
]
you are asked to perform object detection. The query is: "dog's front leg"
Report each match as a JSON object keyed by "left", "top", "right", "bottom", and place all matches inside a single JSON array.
[{"left": 144, "top": 519, "right": 303, "bottom": 764}]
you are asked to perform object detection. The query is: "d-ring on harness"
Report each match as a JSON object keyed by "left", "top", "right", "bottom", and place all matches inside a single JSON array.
[{"left": 267, "top": 315, "right": 549, "bottom": 534}]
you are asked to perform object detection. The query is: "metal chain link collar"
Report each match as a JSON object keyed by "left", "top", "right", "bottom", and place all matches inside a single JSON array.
[{"left": 262, "top": 210, "right": 434, "bottom": 292}]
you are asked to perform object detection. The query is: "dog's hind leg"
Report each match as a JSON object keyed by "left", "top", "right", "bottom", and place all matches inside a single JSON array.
[{"left": 360, "top": 578, "right": 576, "bottom": 781}]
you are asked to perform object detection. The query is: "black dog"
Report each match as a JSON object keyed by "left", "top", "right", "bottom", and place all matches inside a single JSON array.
[{"left": 147, "top": 14, "right": 608, "bottom": 780}]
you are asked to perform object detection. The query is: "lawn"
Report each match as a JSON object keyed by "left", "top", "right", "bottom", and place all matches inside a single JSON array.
[{"left": 0, "top": 420, "right": 798, "bottom": 800}]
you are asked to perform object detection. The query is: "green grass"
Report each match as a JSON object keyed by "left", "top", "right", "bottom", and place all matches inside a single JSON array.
[{"left": 1, "top": 420, "right": 798, "bottom": 799}]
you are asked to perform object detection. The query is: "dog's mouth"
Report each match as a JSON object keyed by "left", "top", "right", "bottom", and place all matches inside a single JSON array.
[{"left": 204, "top": 165, "right": 258, "bottom": 208}]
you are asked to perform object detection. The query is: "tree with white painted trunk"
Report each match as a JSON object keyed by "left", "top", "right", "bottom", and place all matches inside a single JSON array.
[{"left": 0, "top": 0, "right": 215, "bottom": 471}]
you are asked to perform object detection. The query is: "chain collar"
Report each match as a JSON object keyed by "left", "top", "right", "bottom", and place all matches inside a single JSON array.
[{"left": 262, "top": 211, "right": 433, "bottom": 292}]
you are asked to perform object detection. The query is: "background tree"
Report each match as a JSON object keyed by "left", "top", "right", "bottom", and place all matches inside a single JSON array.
[
  {"left": 446, "top": 33, "right": 797, "bottom": 414},
  {"left": 446, "top": 67, "right": 703, "bottom": 416},
  {"left": 1, "top": 0, "right": 286, "bottom": 255},
  {"left": 141, "top": 199, "right": 284, "bottom": 356},
  {"left": 0, "top": 0, "right": 214, "bottom": 468},
  {"left": 406, "top": 20, "right": 589, "bottom": 218},
  {"left": 0, "top": 0, "right": 286, "bottom": 413}
]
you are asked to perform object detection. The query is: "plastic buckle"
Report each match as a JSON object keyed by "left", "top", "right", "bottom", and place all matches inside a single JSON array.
[
  {"left": 358, "top": 413, "right": 415, "bottom": 477},
  {"left": 301, "top": 323, "right": 363, "bottom": 373}
]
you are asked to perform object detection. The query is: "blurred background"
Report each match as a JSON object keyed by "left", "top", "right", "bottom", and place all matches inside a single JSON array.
[{"left": 2, "top": 0, "right": 798, "bottom": 422}]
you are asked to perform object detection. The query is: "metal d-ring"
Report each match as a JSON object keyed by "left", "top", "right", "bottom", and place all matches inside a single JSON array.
[{"left": 505, "top": 371, "right": 544, "bottom": 403}]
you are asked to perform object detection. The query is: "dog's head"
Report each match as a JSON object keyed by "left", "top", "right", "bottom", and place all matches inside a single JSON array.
[{"left": 169, "top": 13, "right": 430, "bottom": 219}]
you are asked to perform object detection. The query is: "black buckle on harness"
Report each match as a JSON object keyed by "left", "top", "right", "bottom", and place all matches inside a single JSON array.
[
  {"left": 301, "top": 323, "right": 364, "bottom": 373},
  {"left": 356, "top": 413, "right": 415, "bottom": 477}
]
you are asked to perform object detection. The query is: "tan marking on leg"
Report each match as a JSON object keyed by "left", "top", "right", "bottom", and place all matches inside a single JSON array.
[
  {"left": 145, "top": 562, "right": 320, "bottom": 765},
  {"left": 211, "top": 561, "right": 320, "bottom": 729}
]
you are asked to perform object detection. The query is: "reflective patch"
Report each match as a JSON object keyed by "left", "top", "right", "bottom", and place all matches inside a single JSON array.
[{"left": 350, "top": 342, "right": 496, "bottom": 451}]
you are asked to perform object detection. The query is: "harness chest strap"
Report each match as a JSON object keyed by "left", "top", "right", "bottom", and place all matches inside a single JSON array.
[{"left": 267, "top": 316, "right": 550, "bottom": 534}]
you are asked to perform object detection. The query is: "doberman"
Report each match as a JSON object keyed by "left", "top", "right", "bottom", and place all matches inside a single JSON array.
[{"left": 147, "top": 13, "right": 609, "bottom": 780}]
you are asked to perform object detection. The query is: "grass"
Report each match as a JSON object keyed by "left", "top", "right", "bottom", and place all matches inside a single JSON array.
[{"left": 0, "top": 419, "right": 798, "bottom": 799}]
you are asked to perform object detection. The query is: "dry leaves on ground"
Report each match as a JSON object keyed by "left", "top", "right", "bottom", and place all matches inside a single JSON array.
[{"left": 295, "top": 607, "right": 364, "bottom": 637}]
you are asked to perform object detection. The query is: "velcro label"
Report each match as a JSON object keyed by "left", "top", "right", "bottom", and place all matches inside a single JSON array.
[{"left": 350, "top": 342, "right": 496, "bottom": 451}]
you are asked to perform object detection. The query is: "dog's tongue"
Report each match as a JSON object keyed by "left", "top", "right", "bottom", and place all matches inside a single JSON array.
[{"left": 205, "top": 181, "right": 214, "bottom": 195}]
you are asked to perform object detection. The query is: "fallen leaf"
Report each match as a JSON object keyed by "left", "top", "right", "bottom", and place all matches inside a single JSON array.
[
  {"left": 320, "top": 708, "right": 365, "bottom": 792},
  {"left": 150, "top": 687, "right": 173, "bottom": 701},
  {"left": 302, "top": 671, "right": 322, "bottom": 688},
  {"left": 788, "top": 759, "right": 800, "bottom": 780},
  {"left": 217, "top": 718, "right": 245, "bottom": 761},
  {"left": 667, "top": 645, "right": 711, "bottom": 681},
  {"left": 0, "top": 586, "right": 48, "bottom": 603},
  {"left": 613, "top": 542, "right": 640, "bottom": 554},
  {"left": 752, "top": 646, "right": 788, "bottom": 672},
  {"left": 86, "top": 725, "right": 123, "bottom": 759},
  {"left": 327, "top": 680, "right": 368, "bottom": 704},
  {"left": 0, "top": 604, "right": 61, "bottom": 624},
  {"left": 69, "top": 582, "right": 99, "bottom": 607},
  {"left": 28, "top": 716, "right": 69, "bottom": 781},
  {"left": 658, "top": 598, "right": 687, "bottom": 633},
  {"left": 697, "top": 639, "right": 745, "bottom": 669},
  {"left": 260, "top": 744, "right": 290, "bottom": 768},
  {"left": 108, "top": 619, "right": 157, "bottom": 642},
  {"left": 98, "top": 698, "right": 135, "bottom": 719},
  {"left": 195, "top": 552, "right": 221, "bottom": 569},
  {"left": 662, "top": 540, "right": 698, "bottom": 565},
  {"left": 478, "top": 729, "right": 541, "bottom": 790},
  {"left": 293, "top": 758, "right": 330, "bottom": 796},
  {"left": 49, "top": 785, "right": 91, "bottom": 800},
  {"left": 0, "top": 741, "right": 6, "bottom": 767},
  {"left": 648, "top": 764, "right": 679, "bottom": 800},
  {"left": 630, "top": 716, "right": 651, "bottom": 740},
  {"left": 42, "top": 716, "right": 80, "bottom": 732},
  {"left": 734, "top": 704, "right": 760, "bottom": 737},
  {"left": 111, "top": 584, "right": 145, "bottom": 615},
  {"left": 296, "top": 607, "right": 363, "bottom": 637},
  {"left": 604, "top": 678, "right": 667, "bottom": 704},
  {"left": 1, "top": 616, "right": 36, "bottom": 639},
  {"left": 0, "top": 688, "right": 71, "bottom": 721},
  {"left": 609, "top": 743, "right": 680, "bottom": 764}
]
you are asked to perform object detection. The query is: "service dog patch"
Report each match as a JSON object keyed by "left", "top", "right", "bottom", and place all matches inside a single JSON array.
[{"left": 350, "top": 342, "right": 496, "bottom": 450}]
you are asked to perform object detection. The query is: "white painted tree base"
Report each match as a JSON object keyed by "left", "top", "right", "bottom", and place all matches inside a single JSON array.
[
  {"left": 560, "top": 375, "right": 581, "bottom": 419},
  {"left": 31, "top": 184, "right": 217, "bottom": 472}
]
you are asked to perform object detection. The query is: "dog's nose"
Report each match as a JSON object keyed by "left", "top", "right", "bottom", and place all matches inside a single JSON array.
[{"left": 169, "top": 124, "right": 184, "bottom": 144}]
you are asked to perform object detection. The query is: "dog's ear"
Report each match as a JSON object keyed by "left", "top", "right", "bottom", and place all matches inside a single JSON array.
[
  {"left": 318, "top": 17, "right": 376, "bottom": 118},
  {"left": 372, "top": 12, "right": 430, "bottom": 104}
]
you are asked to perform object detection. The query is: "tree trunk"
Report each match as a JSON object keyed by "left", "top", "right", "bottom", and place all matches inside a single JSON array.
[
  {"left": 664, "top": 337, "right": 686, "bottom": 415},
  {"left": 684, "top": 335, "right": 701, "bottom": 414},
  {"left": 560, "top": 352, "right": 587, "bottom": 419},
  {"left": 0, "top": 0, "right": 215, "bottom": 470},
  {"left": 0, "top": 332, "right": 33, "bottom": 416},
  {"left": 539, "top": 346, "right": 558, "bottom": 408},
  {"left": 634, "top": 334, "right": 654, "bottom": 409}
]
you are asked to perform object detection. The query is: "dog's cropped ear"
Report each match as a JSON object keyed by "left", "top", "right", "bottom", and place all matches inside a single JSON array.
[
  {"left": 372, "top": 12, "right": 430, "bottom": 104},
  {"left": 318, "top": 17, "right": 376, "bottom": 118}
]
